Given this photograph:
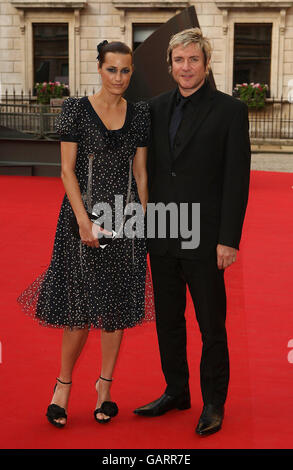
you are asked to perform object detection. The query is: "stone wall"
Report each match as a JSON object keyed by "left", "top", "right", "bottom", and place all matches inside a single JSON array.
[{"left": 0, "top": 1, "right": 293, "bottom": 98}]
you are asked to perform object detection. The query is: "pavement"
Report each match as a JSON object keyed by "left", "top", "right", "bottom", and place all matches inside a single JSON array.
[
  {"left": 251, "top": 144, "right": 293, "bottom": 172},
  {"left": 251, "top": 152, "right": 293, "bottom": 173}
]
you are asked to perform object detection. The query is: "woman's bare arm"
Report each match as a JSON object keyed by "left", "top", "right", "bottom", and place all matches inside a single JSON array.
[{"left": 60, "top": 142, "right": 99, "bottom": 248}]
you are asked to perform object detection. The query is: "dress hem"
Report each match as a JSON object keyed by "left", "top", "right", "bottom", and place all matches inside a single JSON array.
[{"left": 19, "top": 304, "right": 155, "bottom": 332}]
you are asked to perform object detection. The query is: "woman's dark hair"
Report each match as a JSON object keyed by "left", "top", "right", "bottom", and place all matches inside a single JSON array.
[{"left": 97, "top": 40, "right": 133, "bottom": 66}]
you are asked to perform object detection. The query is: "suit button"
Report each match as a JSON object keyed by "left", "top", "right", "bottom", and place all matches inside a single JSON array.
[{"left": 171, "top": 171, "right": 176, "bottom": 177}]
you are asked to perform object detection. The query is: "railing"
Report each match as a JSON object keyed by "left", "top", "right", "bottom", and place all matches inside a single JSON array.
[
  {"left": 0, "top": 90, "right": 96, "bottom": 139},
  {"left": 1, "top": 92, "right": 293, "bottom": 141},
  {"left": 0, "top": 102, "right": 60, "bottom": 138},
  {"left": 1, "top": 89, "right": 95, "bottom": 104},
  {"left": 248, "top": 98, "right": 293, "bottom": 140}
]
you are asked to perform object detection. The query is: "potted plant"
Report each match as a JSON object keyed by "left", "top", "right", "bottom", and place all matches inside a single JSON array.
[
  {"left": 35, "top": 81, "right": 69, "bottom": 105},
  {"left": 233, "top": 82, "right": 268, "bottom": 110}
]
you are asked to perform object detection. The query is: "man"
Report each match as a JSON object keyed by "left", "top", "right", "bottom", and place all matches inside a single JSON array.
[{"left": 134, "top": 28, "right": 251, "bottom": 436}]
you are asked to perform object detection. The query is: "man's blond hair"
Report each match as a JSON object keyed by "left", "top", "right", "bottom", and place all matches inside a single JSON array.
[{"left": 167, "top": 28, "right": 212, "bottom": 74}]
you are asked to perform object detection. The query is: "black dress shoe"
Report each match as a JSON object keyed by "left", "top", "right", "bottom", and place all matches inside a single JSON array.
[
  {"left": 195, "top": 404, "right": 224, "bottom": 436},
  {"left": 133, "top": 390, "right": 191, "bottom": 417}
]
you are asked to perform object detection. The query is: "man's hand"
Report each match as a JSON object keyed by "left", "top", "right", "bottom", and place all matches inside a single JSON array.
[{"left": 217, "top": 244, "right": 238, "bottom": 270}]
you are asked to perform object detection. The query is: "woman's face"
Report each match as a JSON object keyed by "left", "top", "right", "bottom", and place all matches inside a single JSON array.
[{"left": 98, "top": 52, "right": 133, "bottom": 96}]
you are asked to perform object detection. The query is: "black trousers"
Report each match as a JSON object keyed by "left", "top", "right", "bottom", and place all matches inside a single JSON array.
[{"left": 149, "top": 252, "right": 229, "bottom": 406}]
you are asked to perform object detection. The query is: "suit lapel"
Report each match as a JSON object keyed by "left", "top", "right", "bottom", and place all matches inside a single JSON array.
[{"left": 172, "top": 84, "right": 216, "bottom": 161}]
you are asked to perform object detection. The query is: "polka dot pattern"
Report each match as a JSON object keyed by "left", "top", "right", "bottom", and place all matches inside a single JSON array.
[{"left": 17, "top": 97, "right": 155, "bottom": 331}]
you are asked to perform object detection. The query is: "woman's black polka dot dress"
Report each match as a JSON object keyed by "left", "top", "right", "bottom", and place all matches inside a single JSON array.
[{"left": 17, "top": 97, "right": 155, "bottom": 331}]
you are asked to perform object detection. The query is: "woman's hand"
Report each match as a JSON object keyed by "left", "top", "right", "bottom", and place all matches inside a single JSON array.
[{"left": 79, "top": 218, "right": 100, "bottom": 248}]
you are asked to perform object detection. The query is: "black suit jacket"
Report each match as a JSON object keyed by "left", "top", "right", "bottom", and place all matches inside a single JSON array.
[{"left": 146, "top": 80, "right": 251, "bottom": 259}]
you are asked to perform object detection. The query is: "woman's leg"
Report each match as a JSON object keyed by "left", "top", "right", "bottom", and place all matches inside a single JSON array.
[
  {"left": 50, "top": 327, "right": 89, "bottom": 425},
  {"left": 95, "top": 329, "right": 124, "bottom": 420}
]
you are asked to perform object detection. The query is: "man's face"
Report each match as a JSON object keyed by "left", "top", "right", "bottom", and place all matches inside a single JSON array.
[{"left": 171, "top": 43, "right": 208, "bottom": 96}]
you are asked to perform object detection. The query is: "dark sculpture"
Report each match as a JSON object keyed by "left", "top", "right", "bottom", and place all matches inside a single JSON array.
[{"left": 125, "top": 6, "right": 216, "bottom": 102}]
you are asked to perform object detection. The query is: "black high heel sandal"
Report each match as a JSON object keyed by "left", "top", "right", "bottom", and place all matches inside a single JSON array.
[
  {"left": 94, "top": 376, "right": 119, "bottom": 424},
  {"left": 46, "top": 377, "right": 72, "bottom": 428}
]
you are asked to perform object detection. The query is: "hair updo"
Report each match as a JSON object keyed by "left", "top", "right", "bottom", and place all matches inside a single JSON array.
[{"left": 96, "top": 40, "right": 133, "bottom": 67}]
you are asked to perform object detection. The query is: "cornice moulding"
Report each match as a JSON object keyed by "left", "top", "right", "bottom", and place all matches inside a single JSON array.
[
  {"left": 215, "top": 1, "right": 293, "bottom": 8},
  {"left": 113, "top": 0, "right": 189, "bottom": 9},
  {"left": 11, "top": 0, "right": 86, "bottom": 9}
]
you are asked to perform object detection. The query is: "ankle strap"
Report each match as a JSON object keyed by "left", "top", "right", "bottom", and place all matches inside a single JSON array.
[
  {"left": 56, "top": 377, "right": 72, "bottom": 385},
  {"left": 99, "top": 375, "right": 113, "bottom": 382}
]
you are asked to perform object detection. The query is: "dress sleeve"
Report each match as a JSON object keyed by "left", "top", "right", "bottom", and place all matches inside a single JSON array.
[
  {"left": 55, "top": 97, "right": 80, "bottom": 143},
  {"left": 136, "top": 101, "right": 151, "bottom": 147}
]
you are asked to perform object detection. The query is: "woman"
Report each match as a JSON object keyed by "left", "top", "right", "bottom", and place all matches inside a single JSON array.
[{"left": 17, "top": 40, "right": 154, "bottom": 427}]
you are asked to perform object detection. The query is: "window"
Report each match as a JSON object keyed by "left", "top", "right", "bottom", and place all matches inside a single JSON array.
[
  {"left": 33, "top": 23, "right": 69, "bottom": 85},
  {"left": 132, "top": 24, "right": 162, "bottom": 50},
  {"left": 233, "top": 23, "right": 272, "bottom": 90}
]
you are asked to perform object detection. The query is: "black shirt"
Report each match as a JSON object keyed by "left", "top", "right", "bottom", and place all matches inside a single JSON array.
[{"left": 169, "top": 79, "right": 208, "bottom": 152}]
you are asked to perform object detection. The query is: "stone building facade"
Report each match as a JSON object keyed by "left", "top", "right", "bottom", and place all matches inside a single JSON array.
[{"left": 0, "top": 0, "right": 293, "bottom": 99}]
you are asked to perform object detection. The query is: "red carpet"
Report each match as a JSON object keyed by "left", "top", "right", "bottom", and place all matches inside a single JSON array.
[{"left": 0, "top": 171, "right": 293, "bottom": 450}]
